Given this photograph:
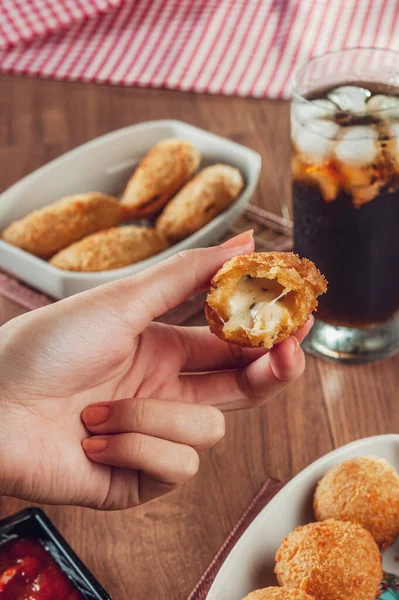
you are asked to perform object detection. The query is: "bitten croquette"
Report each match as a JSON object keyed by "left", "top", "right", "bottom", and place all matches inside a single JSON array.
[{"left": 205, "top": 252, "right": 327, "bottom": 349}]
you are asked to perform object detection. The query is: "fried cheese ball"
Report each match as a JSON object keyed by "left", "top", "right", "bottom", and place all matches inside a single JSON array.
[
  {"left": 314, "top": 456, "right": 399, "bottom": 549},
  {"left": 242, "top": 587, "right": 315, "bottom": 599},
  {"left": 275, "top": 520, "right": 382, "bottom": 600},
  {"left": 2, "top": 193, "right": 124, "bottom": 259},
  {"left": 50, "top": 226, "right": 168, "bottom": 272},
  {"left": 121, "top": 139, "right": 201, "bottom": 218},
  {"left": 156, "top": 164, "right": 244, "bottom": 242},
  {"left": 205, "top": 252, "right": 327, "bottom": 349}
]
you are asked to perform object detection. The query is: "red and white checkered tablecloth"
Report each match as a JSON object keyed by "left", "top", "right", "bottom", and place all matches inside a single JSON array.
[{"left": 0, "top": 0, "right": 398, "bottom": 99}]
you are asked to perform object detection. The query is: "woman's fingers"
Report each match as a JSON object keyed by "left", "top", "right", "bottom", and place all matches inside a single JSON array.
[
  {"left": 82, "top": 433, "right": 199, "bottom": 486},
  {"left": 81, "top": 399, "right": 225, "bottom": 508},
  {"left": 82, "top": 398, "right": 225, "bottom": 451},
  {"left": 293, "top": 315, "right": 314, "bottom": 344},
  {"left": 98, "top": 468, "right": 184, "bottom": 508},
  {"left": 91, "top": 231, "right": 254, "bottom": 331},
  {"left": 171, "top": 316, "right": 314, "bottom": 373},
  {"left": 181, "top": 335, "right": 306, "bottom": 411},
  {"left": 146, "top": 323, "right": 267, "bottom": 373}
]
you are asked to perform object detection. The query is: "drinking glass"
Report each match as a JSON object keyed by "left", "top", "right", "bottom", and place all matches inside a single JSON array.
[{"left": 291, "top": 48, "right": 399, "bottom": 363}]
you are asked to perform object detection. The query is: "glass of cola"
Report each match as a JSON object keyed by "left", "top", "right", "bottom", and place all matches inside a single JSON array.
[{"left": 291, "top": 48, "right": 399, "bottom": 363}]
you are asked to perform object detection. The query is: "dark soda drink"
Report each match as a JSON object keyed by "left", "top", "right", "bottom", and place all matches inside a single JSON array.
[
  {"left": 291, "top": 49, "right": 399, "bottom": 362},
  {"left": 292, "top": 83, "right": 399, "bottom": 328}
]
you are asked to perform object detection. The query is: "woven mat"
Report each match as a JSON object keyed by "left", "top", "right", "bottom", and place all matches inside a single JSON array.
[
  {"left": 0, "top": 205, "right": 293, "bottom": 325},
  {"left": 1, "top": 1, "right": 398, "bottom": 99}
]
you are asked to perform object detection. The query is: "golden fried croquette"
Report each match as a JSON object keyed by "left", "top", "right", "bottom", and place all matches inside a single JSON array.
[
  {"left": 156, "top": 164, "right": 244, "bottom": 242},
  {"left": 275, "top": 519, "right": 382, "bottom": 600},
  {"left": 2, "top": 193, "right": 124, "bottom": 259},
  {"left": 205, "top": 252, "right": 327, "bottom": 349},
  {"left": 50, "top": 225, "right": 168, "bottom": 272},
  {"left": 314, "top": 456, "right": 399, "bottom": 549},
  {"left": 242, "top": 587, "right": 315, "bottom": 599},
  {"left": 121, "top": 139, "right": 201, "bottom": 218}
]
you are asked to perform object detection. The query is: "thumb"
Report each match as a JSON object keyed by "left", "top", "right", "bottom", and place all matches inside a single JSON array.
[{"left": 101, "top": 230, "right": 254, "bottom": 331}]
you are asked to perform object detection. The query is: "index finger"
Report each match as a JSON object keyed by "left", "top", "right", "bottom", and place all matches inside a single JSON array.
[{"left": 90, "top": 231, "right": 255, "bottom": 332}]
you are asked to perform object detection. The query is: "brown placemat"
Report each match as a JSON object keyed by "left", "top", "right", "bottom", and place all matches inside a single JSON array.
[
  {"left": 0, "top": 206, "right": 293, "bottom": 325},
  {"left": 188, "top": 478, "right": 284, "bottom": 600}
]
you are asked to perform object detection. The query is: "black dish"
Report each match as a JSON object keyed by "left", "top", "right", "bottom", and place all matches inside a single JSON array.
[{"left": 0, "top": 507, "right": 111, "bottom": 599}]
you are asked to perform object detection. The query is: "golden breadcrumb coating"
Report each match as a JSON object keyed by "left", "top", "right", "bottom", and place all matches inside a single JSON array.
[
  {"left": 314, "top": 456, "right": 399, "bottom": 549},
  {"left": 242, "top": 587, "right": 315, "bottom": 599},
  {"left": 50, "top": 226, "right": 168, "bottom": 272},
  {"left": 2, "top": 193, "right": 124, "bottom": 259},
  {"left": 121, "top": 139, "right": 201, "bottom": 218},
  {"left": 205, "top": 252, "right": 327, "bottom": 349},
  {"left": 156, "top": 164, "right": 244, "bottom": 242},
  {"left": 275, "top": 520, "right": 382, "bottom": 600}
]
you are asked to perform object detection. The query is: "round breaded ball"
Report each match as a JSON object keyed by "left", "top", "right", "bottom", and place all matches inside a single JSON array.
[
  {"left": 205, "top": 252, "right": 327, "bottom": 349},
  {"left": 242, "top": 587, "right": 315, "bottom": 600},
  {"left": 314, "top": 457, "right": 399, "bottom": 548},
  {"left": 275, "top": 520, "right": 382, "bottom": 600}
]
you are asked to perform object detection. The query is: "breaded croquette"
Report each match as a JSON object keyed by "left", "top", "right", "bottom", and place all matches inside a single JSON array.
[
  {"left": 50, "top": 226, "right": 168, "bottom": 272},
  {"left": 275, "top": 520, "right": 382, "bottom": 600},
  {"left": 2, "top": 193, "right": 124, "bottom": 259},
  {"left": 242, "top": 587, "right": 315, "bottom": 599},
  {"left": 156, "top": 164, "right": 244, "bottom": 242},
  {"left": 205, "top": 252, "right": 327, "bottom": 349},
  {"left": 314, "top": 456, "right": 399, "bottom": 549},
  {"left": 121, "top": 139, "right": 201, "bottom": 218}
]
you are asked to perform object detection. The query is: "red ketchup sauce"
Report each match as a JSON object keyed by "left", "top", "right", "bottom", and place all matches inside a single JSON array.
[{"left": 0, "top": 538, "right": 84, "bottom": 599}]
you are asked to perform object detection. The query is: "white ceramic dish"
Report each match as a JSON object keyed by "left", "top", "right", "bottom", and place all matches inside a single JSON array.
[
  {"left": 207, "top": 434, "right": 399, "bottom": 599},
  {"left": 0, "top": 120, "right": 261, "bottom": 299}
]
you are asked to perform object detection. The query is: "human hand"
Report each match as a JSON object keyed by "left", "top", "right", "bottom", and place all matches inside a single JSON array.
[{"left": 0, "top": 231, "right": 312, "bottom": 509}]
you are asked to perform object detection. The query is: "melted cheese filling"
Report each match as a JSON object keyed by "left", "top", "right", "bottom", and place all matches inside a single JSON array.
[{"left": 224, "top": 276, "right": 292, "bottom": 339}]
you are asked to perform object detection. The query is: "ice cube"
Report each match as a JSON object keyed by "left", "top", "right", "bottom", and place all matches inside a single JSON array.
[
  {"left": 309, "top": 119, "right": 340, "bottom": 139},
  {"left": 292, "top": 98, "right": 336, "bottom": 125},
  {"left": 294, "top": 119, "right": 339, "bottom": 163},
  {"left": 334, "top": 126, "right": 378, "bottom": 166},
  {"left": 367, "top": 94, "right": 399, "bottom": 119},
  {"left": 328, "top": 85, "right": 371, "bottom": 114}
]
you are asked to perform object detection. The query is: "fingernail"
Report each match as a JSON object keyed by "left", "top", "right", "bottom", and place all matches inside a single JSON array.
[
  {"left": 220, "top": 230, "right": 254, "bottom": 249},
  {"left": 82, "top": 438, "right": 108, "bottom": 453},
  {"left": 82, "top": 406, "right": 110, "bottom": 426}
]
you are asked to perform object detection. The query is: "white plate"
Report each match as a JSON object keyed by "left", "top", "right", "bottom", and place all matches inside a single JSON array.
[
  {"left": 0, "top": 120, "right": 261, "bottom": 299},
  {"left": 207, "top": 434, "right": 399, "bottom": 599}
]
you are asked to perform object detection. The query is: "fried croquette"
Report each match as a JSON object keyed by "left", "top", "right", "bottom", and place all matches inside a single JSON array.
[
  {"left": 314, "top": 456, "right": 399, "bottom": 549},
  {"left": 242, "top": 587, "right": 315, "bottom": 599},
  {"left": 156, "top": 164, "right": 244, "bottom": 242},
  {"left": 275, "top": 519, "right": 382, "bottom": 600},
  {"left": 50, "top": 226, "right": 168, "bottom": 271},
  {"left": 2, "top": 193, "right": 124, "bottom": 259},
  {"left": 121, "top": 139, "right": 201, "bottom": 218},
  {"left": 205, "top": 252, "right": 327, "bottom": 349}
]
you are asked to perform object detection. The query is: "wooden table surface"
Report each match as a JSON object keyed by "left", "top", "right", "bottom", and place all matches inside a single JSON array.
[{"left": 0, "top": 74, "right": 398, "bottom": 600}]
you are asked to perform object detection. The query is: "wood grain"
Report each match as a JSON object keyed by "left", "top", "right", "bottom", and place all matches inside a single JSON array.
[{"left": 0, "top": 74, "right": 398, "bottom": 600}]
